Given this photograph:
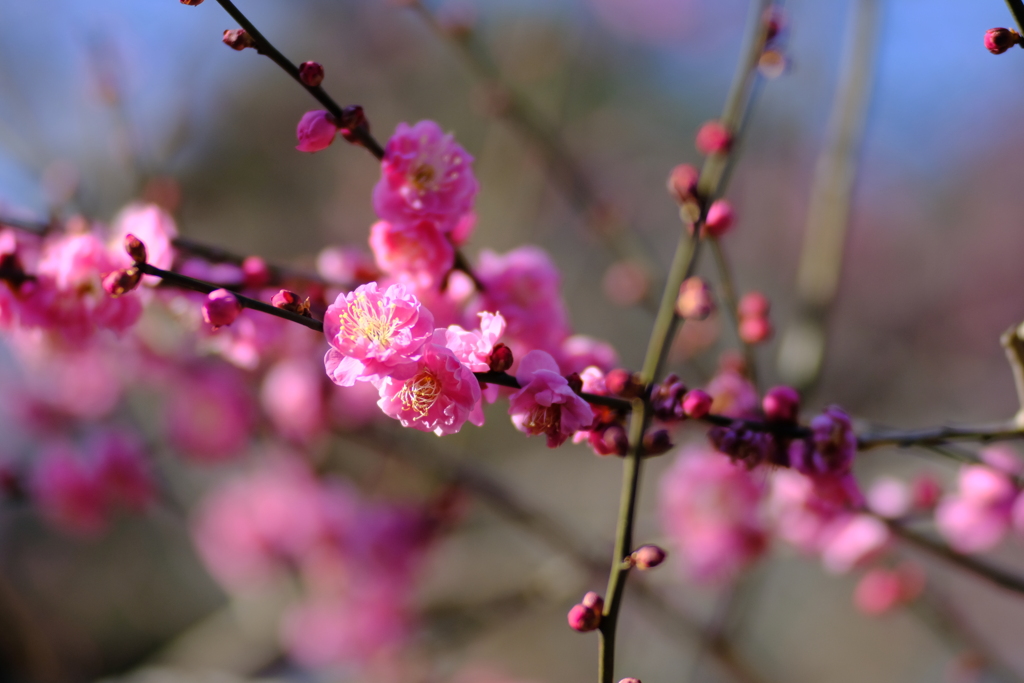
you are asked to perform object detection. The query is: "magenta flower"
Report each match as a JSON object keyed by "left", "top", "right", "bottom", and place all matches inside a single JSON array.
[
  {"left": 445, "top": 311, "right": 506, "bottom": 372},
  {"left": 369, "top": 219, "right": 454, "bottom": 289},
  {"left": 377, "top": 331, "right": 482, "bottom": 436},
  {"left": 508, "top": 350, "right": 593, "bottom": 447},
  {"left": 296, "top": 110, "right": 338, "bottom": 152},
  {"left": 658, "top": 447, "right": 767, "bottom": 583},
  {"left": 323, "top": 282, "right": 435, "bottom": 386},
  {"left": 373, "top": 120, "right": 478, "bottom": 231}
]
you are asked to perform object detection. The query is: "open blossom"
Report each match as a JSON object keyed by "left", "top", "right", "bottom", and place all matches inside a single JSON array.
[
  {"left": 768, "top": 469, "right": 865, "bottom": 554},
  {"left": 445, "top": 311, "right": 506, "bottom": 371},
  {"left": 558, "top": 334, "right": 619, "bottom": 374},
  {"left": 323, "top": 282, "right": 434, "bottom": 387},
  {"left": 706, "top": 368, "right": 759, "bottom": 418},
  {"left": 377, "top": 331, "right": 481, "bottom": 436},
  {"left": 473, "top": 246, "right": 570, "bottom": 355},
  {"left": 936, "top": 463, "right": 1016, "bottom": 553},
  {"left": 261, "top": 357, "right": 326, "bottom": 441},
  {"left": 373, "top": 120, "right": 478, "bottom": 231},
  {"left": 369, "top": 219, "right": 454, "bottom": 289},
  {"left": 658, "top": 447, "right": 768, "bottom": 583},
  {"left": 508, "top": 350, "right": 593, "bottom": 447}
]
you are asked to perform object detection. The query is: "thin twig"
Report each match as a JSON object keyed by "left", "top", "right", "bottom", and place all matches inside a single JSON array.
[
  {"left": 858, "top": 422, "right": 1024, "bottom": 450},
  {"left": 1006, "top": 0, "right": 1024, "bottom": 34},
  {"left": 708, "top": 237, "right": 759, "bottom": 387}
]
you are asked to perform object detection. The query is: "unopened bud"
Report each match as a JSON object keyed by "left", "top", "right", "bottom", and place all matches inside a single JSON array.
[
  {"left": 643, "top": 429, "right": 673, "bottom": 456},
  {"left": 590, "top": 424, "right": 629, "bottom": 457},
  {"left": 667, "top": 164, "right": 700, "bottom": 204},
  {"left": 180, "top": 0, "right": 205, "bottom": 4},
  {"left": 488, "top": 343, "right": 513, "bottom": 373},
  {"left": 739, "top": 316, "right": 773, "bottom": 344},
  {"left": 738, "top": 291, "right": 770, "bottom": 319},
  {"left": 704, "top": 199, "right": 735, "bottom": 237},
  {"left": 695, "top": 120, "right": 732, "bottom": 156},
  {"left": 203, "top": 288, "right": 242, "bottom": 328},
  {"left": 676, "top": 277, "right": 714, "bottom": 320},
  {"left": 581, "top": 591, "right": 604, "bottom": 613},
  {"left": 682, "top": 389, "right": 712, "bottom": 419},
  {"left": 985, "top": 28, "right": 1020, "bottom": 55},
  {"left": 567, "top": 603, "right": 600, "bottom": 632},
  {"left": 242, "top": 256, "right": 271, "bottom": 289},
  {"left": 566, "top": 372, "right": 583, "bottom": 394},
  {"left": 605, "top": 369, "right": 644, "bottom": 399},
  {"left": 299, "top": 61, "right": 325, "bottom": 87},
  {"left": 912, "top": 474, "right": 942, "bottom": 510},
  {"left": 758, "top": 49, "right": 787, "bottom": 79},
  {"left": 762, "top": 385, "right": 800, "bottom": 422},
  {"left": 338, "top": 105, "right": 370, "bottom": 145},
  {"left": 223, "top": 28, "right": 256, "bottom": 51},
  {"left": 102, "top": 268, "right": 142, "bottom": 297},
  {"left": 631, "top": 544, "right": 667, "bottom": 570},
  {"left": 124, "top": 234, "right": 147, "bottom": 264},
  {"left": 272, "top": 289, "right": 311, "bottom": 316}
]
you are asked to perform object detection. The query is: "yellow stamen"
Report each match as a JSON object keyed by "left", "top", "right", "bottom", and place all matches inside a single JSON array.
[
  {"left": 398, "top": 370, "right": 442, "bottom": 417},
  {"left": 338, "top": 293, "right": 401, "bottom": 347}
]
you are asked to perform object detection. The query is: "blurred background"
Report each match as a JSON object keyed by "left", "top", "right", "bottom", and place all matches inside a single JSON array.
[{"left": 3, "top": 0, "right": 1024, "bottom": 682}]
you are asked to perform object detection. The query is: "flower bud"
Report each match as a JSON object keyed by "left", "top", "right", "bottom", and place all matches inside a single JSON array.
[
  {"left": 619, "top": 679, "right": 642, "bottom": 683},
  {"left": 643, "top": 429, "right": 673, "bottom": 456},
  {"left": 299, "top": 61, "right": 325, "bottom": 87},
  {"left": 985, "top": 28, "right": 1020, "bottom": 55},
  {"left": 667, "top": 164, "right": 700, "bottom": 204},
  {"left": 296, "top": 110, "right": 339, "bottom": 153},
  {"left": 676, "top": 276, "right": 714, "bottom": 320},
  {"left": 565, "top": 372, "right": 584, "bottom": 394},
  {"left": 222, "top": 28, "right": 256, "bottom": 51},
  {"left": 567, "top": 603, "right": 600, "bottom": 632},
  {"left": 487, "top": 343, "right": 514, "bottom": 373},
  {"left": 338, "top": 105, "right": 370, "bottom": 145},
  {"left": 581, "top": 591, "right": 604, "bottom": 613},
  {"left": 704, "top": 199, "right": 735, "bottom": 237},
  {"left": 124, "top": 234, "right": 147, "bottom": 264},
  {"left": 762, "top": 385, "right": 800, "bottom": 422},
  {"left": 911, "top": 474, "right": 942, "bottom": 510},
  {"left": 102, "top": 268, "right": 142, "bottom": 297},
  {"left": 242, "top": 256, "right": 271, "bottom": 289},
  {"left": 631, "top": 544, "right": 667, "bottom": 570},
  {"left": 272, "top": 289, "right": 311, "bottom": 316},
  {"left": 682, "top": 389, "right": 712, "bottom": 419},
  {"left": 758, "top": 49, "right": 787, "bottom": 79},
  {"left": 739, "top": 316, "right": 773, "bottom": 344},
  {"left": 605, "top": 369, "right": 644, "bottom": 398},
  {"left": 590, "top": 424, "right": 629, "bottom": 457},
  {"left": 180, "top": 0, "right": 204, "bottom": 5},
  {"left": 695, "top": 120, "right": 732, "bottom": 156},
  {"left": 738, "top": 291, "right": 770, "bottom": 319},
  {"left": 202, "top": 288, "right": 242, "bottom": 328}
]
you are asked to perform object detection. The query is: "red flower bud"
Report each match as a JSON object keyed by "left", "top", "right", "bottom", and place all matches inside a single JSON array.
[
  {"left": 299, "top": 61, "right": 325, "bottom": 87},
  {"left": 739, "top": 316, "right": 773, "bottom": 344},
  {"left": 102, "top": 268, "right": 142, "bottom": 297},
  {"left": 667, "top": 164, "right": 700, "bottom": 204},
  {"left": 124, "top": 234, "right": 147, "bottom": 264},
  {"left": 762, "top": 385, "right": 800, "bottom": 422},
  {"left": 242, "top": 256, "right": 271, "bottom": 289},
  {"left": 581, "top": 591, "right": 604, "bottom": 613},
  {"left": 738, "top": 291, "right": 770, "bottom": 319},
  {"left": 271, "top": 289, "right": 311, "bottom": 316},
  {"left": 704, "top": 199, "right": 735, "bottom": 237},
  {"left": 338, "top": 105, "right": 370, "bottom": 145},
  {"left": 605, "top": 369, "right": 644, "bottom": 398},
  {"left": 202, "top": 288, "right": 242, "bottom": 328},
  {"left": 985, "top": 27, "right": 1020, "bottom": 55},
  {"left": 643, "top": 429, "right": 673, "bottom": 456},
  {"left": 567, "top": 603, "right": 600, "bottom": 632},
  {"left": 180, "top": 0, "right": 205, "bottom": 4},
  {"left": 619, "top": 678, "right": 642, "bottom": 683},
  {"left": 487, "top": 343, "right": 514, "bottom": 373},
  {"left": 223, "top": 28, "right": 256, "bottom": 51},
  {"left": 631, "top": 544, "right": 667, "bottom": 570},
  {"left": 682, "top": 389, "right": 712, "bottom": 419},
  {"left": 695, "top": 120, "right": 732, "bottom": 156}
]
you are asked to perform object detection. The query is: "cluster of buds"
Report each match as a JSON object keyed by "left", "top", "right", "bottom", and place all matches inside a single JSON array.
[
  {"left": 567, "top": 591, "right": 604, "bottom": 632},
  {"left": 985, "top": 27, "right": 1022, "bottom": 54},
  {"left": 708, "top": 385, "right": 801, "bottom": 468},
  {"left": 738, "top": 291, "right": 772, "bottom": 344},
  {"left": 650, "top": 374, "right": 713, "bottom": 422},
  {"left": 104, "top": 233, "right": 148, "bottom": 298}
]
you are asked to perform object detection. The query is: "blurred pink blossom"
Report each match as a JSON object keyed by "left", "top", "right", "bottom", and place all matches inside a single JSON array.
[
  {"left": 31, "top": 443, "right": 106, "bottom": 536},
  {"left": 164, "top": 364, "right": 255, "bottom": 462},
  {"left": 936, "top": 463, "right": 1016, "bottom": 554},
  {"left": 369, "top": 218, "right": 454, "bottom": 289}
]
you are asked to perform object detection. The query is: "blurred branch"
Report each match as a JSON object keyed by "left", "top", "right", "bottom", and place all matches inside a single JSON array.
[
  {"left": 858, "top": 422, "right": 1024, "bottom": 449},
  {"left": 1001, "top": 323, "right": 1024, "bottom": 426},
  {"left": 708, "top": 237, "right": 760, "bottom": 388},
  {"left": 776, "top": 0, "right": 882, "bottom": 391},
  {"left": 1006, "top": 0, "right": 1024, "bottom": 34}
]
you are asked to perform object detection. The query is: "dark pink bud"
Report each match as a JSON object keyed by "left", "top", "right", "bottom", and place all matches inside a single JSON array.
[
  {"left": 739, "top": 316, "right": 773, "bottom": 344},
  {"left": 222, "top": 28, "right": 256, "bottom": 51},
  {"left": 667, "top": 164, "right": 700, "bottom": 204},
  {"left": 180, "top": 0, "right": 204, "bottom": 4},
  {"left": 102, "top": 268, "right": 142, "bottom": 297},
  {"left": 487, "top": 343, "right": 514, "bottom": 373},
  {"left": 590, "top": 424, "right": 629, "bottom": 457},
  {"left": 676, "top": 276, "right": 714, "bottom": 320},
  {"left": 567, "top": 603, "right": 600, "bottom": 632},
  {"left": 695, "top": 120, "right": 732, "bottom": 155},
  {"left": 704, "top": 199, "right": 735, "bottom": 237},
  {"left": 296, "top": 110, "right": 339, "bottom": 153},
  {"left": 298, "top": 61, "right": 325, "bottom": 87},
  {"left": 581, "top": 591, "right": 604, "bottom": 613},
  {"left": 272, "top": 289, "right": 311, "bottom": 316},
  {"left": 631, "top": 544, "right": 667, "bottom": 570},
  {"left": 682, "top": 389, "right": 712, "bottom": 419},
  {"left": 202, "top": 289, "right": 242, "bottom": 328},
  {"left": 338, "top": 105, "right": 370, "bottom": 145},
  {"left": 242, "top": 256, "right": 271, "bottom": 289},
  {"left": 911, "top": 474, "right": 942, "bottom": 510},
  {"left": 606, "top": 369, "right": 644, "bottom": 399},
  {"left": 738, "top": 291, "right": 770, "bottom": 319},
  {"left": 763, "top": 7, "right": 785, "bottom": 42},
  {"left": 985, "top": 28, "right": 1020, "bottom": 55},
  {"left": 124, "top": 233, "right": 147, "bottom": 263},
  {"left": 565, "top": 372, "right": 584, "bottom": 394},
  {"left": 763, "top": 386, "right": 800, "bottom": 422},
  {"left": 643, "top": 429, "right": 673, "bottom": 456}
]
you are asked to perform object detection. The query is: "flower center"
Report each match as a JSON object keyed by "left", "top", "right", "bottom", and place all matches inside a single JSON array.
[
  {"left": 524, "top": 404, "right": 561, "bottom": 437},
  {"left": 398, "top": 370, "right": 442, "bottom": 416},
  {"left": 410, "top": 163, "right": 436, "bottom": 192},
  {"left": 338, "top": 293, "right": 401, "bottom": 348}
]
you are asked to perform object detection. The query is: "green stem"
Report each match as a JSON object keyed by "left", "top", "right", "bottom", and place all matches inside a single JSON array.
[{"left": 709, "top": 237, "right": 759, "bottom": 387}]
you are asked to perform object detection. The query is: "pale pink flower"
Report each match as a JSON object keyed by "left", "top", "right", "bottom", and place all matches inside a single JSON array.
[
  {"left": 658, "top": 447, "right": 767, "bottom": 583},
  {"left": 377, "top": 331, "right": 482, "bottom": 435},
  {"left": 706, "top": 368, "right": 759, "bottom": 418},
  {"left": 316, "top": 245, "right": 380, "bottom": 286},
  {"left": 936, "top": 464, "right": 1016, "bottom": 553},
  {"left": 110, "top": 203, "right": 178, "bottom": 273},
  {"left": 508, "top": 350, "right": 593, "bottom": 447},
  {"left": 867, "top": 477, "right": 911, "bottom": 519},
  {"left": 767, "top": 469, "right": 864, "bottom": 554},
  {"left": 445, "top": 311, "right": 506, "bottom": 371},
  {"left": 473, "top": 246, "right": 570, "bottom": 355},
  {"left": 164, "top": 365, "right": 255, "bottom": 463},
  {"left": 31, "top": 443, "right": 106, "bottom": 536},
  {"left": 261, "top": 357, "right": 326, "bottom": 441},
  {"left": 819, "top": 514, "right": 890, "bottom": 574},
  {"left": 369, "top": 219, "right": 454, "bottom": 289},
  {"left": 323, "top": 282, "right": 434, "bottom": 386},
  {"left": 373, "top": 120, "right": 478, "bottom": 231},
  {"left": 557, "top": 334, "right": 619, "bottom": 374},
  {"left": 296, "top": 110, "right": 338, "bottom": 152},
  {"left": 91, "top": 430, "right": 154, "bottom": 511}
]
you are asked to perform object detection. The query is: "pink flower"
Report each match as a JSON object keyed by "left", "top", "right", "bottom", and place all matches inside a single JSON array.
[
  {"left": 296, "top": 110, "right": 338, "bottom": 152},
  {"left": 854, "top": 564, "right": 925, "bottom": 616},
  {"left": 373, "top": 120, "right": 478, "bottom": 231},
  {"left": 658, "top": 447, "right": 767, "bottom": 583},
  {"left": 323, "top": 282, "right": 435, "bottom": 387},
  {"left": 936, "top": 464, "right": 1016, "bottom": 554},
  {"left": 706, "top": 368, "right": 759, "bottom": 418},
  {"left": 369, "top": 219, "right": 454, "bottom": 289},
  {"left": 31, "top": 443, "right": 106, "bottom": 536},
  {"left": 768, "top": 469, "right": 864, "bottom": 554},
  {"left": 445, "top": 311, "right": 506, "bottom": 371},
  {"left": 110, "top": 203, "right": 178, "bottom": 273},
  {"left": 261, "top": 357, "right": 326, "bottom": 441},
  {"left": 819, "top": 514, "right": 890, "bottom": 574},
  {"left": 164, "top": 364, "right": 255, "bottom": 462},
  {"left": 473, "top": 246, "right": 570, "bottom": 355},
  {"left": 377, "top": 331, "right": 482, "bottom": 435},
  {"left": 91, "top": 430, "right": 154, "bottom": 511},
  {"left": 508, "top": 350, "right": 593, "bottom": 447},
  {"left": 866, "top": 477, "right": 911, "bottom": 519}
]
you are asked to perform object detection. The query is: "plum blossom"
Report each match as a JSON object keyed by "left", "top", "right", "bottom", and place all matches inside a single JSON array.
[
  {"left": 261, "top": 356, "right": 326, "bottom": 441},
  {"left": 164, "top": 364, "right": 255, "bottom": 462},
  {"left": 110, "top": 203, "right": 178, "bottom": 273},
  {"left": 445, "top": 311, "right": 506, "bottom": 371},
  {"left": 296, "top": 110, "right": 338, "bottom": 152},
  {"left": 91, "top": 430, "right": 154, "bottom": 511},
  {"left": 369, "top": 218, "right": 454, "bottom": 289},
  {"left": 323, "top": 282, "right": 434, "bottom": 387},
  {"left": 936, "top": 463, "right": 1016, "bottom": 554},
  {"left": 508, "top": 350, "right": 593, "bottom": 447},
  {"left": 377, "top": 331, "right": 482, "bottom": 436},
  {"left": 31, "top": 443, "right": 106, "bottom": 536},
  {"left": 658, "top": 447, "right": 767, "bottom": 583},
  {"left": 373, "top": 120, "right": 478, "bottom": 231}
]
